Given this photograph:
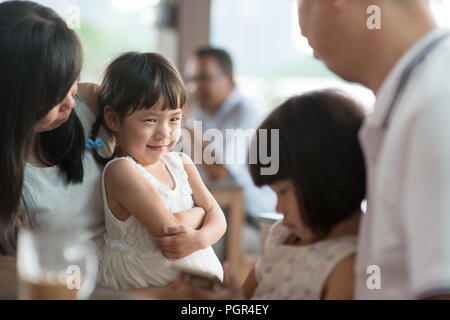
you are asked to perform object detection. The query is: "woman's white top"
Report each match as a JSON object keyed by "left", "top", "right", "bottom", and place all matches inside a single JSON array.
[
  {"left": 98, "top": 152, "right": 223, "bottom": 291},
  {"left": 252, "top": 220, "right": 357, "bottom": 300},
  {"left": 22, "top": 95, "right": 113, "bottom": 258}
]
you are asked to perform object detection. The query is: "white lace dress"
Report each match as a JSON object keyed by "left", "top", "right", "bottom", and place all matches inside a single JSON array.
[
  {"left": 98, "top": 152, "right": 223, "bottom": 291},
  {"left": 252, "top": 220, "right": 357, "bottom": 300}
]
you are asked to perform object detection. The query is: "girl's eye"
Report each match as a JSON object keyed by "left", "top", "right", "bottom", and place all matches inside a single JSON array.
[
  {"left": 278, "top": 188, "right": 289, "bottom": 196},
  {"left": 146, "top": 119, "right": 156, "bottom": 123},
  {"left": 170, "top": 117, "right": 180, "bottom": 123}
]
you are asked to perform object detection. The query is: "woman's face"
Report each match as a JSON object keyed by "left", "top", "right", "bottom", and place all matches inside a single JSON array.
[
  {"left": 34, "top": 82, "right": 78, "bottom": 133},
  {"left": 269, "top": 179, "right": 316, "bottom": 241}
]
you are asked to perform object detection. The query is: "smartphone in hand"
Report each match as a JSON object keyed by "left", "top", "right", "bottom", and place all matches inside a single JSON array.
[{"left": 169, "top": 262, "right": 223, "bottom": 291}]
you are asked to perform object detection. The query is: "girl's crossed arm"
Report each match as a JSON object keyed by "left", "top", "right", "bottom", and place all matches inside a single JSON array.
[
  {"left": 105, "top": 159, "right": 196, "bottom": 237},
  {"left": 154, "top": 153, "right": 227, "bottom": 259}
]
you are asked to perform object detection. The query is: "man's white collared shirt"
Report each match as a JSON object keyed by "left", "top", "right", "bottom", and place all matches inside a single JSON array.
[{"left": 355, "top": 28, "right": 450, "bottom": 299}]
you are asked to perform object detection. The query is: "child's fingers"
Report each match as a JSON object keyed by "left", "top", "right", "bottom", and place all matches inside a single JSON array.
[
  {"left": 155, "top": 237, "right": 184, "bottom": 252},
  {"left": 164, "top": 224, "right": 186, "bottom": 235}
]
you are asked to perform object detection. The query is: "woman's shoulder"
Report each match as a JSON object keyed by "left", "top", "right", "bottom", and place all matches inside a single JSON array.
[{"left": 77, "top": 82, "right": 100, "bottom": 117}]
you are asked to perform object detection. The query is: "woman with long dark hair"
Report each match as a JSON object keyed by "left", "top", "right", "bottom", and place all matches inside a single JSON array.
[{"left": 0, "top": 0, "right": 110, "bottom": 256}]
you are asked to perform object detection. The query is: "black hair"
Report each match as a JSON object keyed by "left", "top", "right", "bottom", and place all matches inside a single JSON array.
[
  {"left": 249, "top": 90, "right": 366, "bottom": 237},
  {"left": 0, "top": 0, "right": 84, "bottom": 255},
  {"left": 195, "top": 47, "right": 233, "bottom": 75},
  {"left": 91, "top": 51, "right": 187, "bottom": 165}
]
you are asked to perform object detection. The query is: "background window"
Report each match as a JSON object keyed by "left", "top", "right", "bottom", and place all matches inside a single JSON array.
[
  {"left": 26, "top": 0, "right": 161, "bottom": 82},
  {"left": 210, "top": 0, "right": 450, "bottom": 113}
]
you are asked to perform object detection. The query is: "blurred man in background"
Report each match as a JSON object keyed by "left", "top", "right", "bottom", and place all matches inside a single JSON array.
[{"left": 183, "top": 47, "right": 277, "bottom": 259}]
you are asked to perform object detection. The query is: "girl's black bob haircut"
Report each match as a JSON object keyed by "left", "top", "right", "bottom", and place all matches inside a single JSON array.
[{"left": 249, "top": 90, "right": 366, "bottom": 237}]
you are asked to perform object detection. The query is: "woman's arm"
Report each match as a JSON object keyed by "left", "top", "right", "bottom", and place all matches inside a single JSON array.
[
  {"left": 176, "top": 262, "right": 244, "bottom": 300},
  {"left": 128, "top": 282, "right": 187, "bottom": 300},
  {"left": 321, "top": 253, "right": 355, "bottom": 300},
  {"left": 154, "top": 153, "right": 227, "bottom": 258},
  {"left": 77, "top": 82, "right": 100, "bottom": 116}
]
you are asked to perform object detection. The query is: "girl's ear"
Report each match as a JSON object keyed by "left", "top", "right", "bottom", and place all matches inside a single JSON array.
[{"left": 104, "top": 105, "right": 120, "bottom": 132}]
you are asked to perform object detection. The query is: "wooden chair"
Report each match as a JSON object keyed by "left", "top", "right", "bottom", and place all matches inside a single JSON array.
[{"left": 211, "top": 188, "right": 245, "bottom": 273}]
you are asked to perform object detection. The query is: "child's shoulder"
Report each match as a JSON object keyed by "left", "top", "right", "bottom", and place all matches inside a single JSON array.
[
  {"left": 104, "top": 156, "right": 136, "bottom": 170},
  {"left": 103, "top": 157, "right": 139, "bottom": 181},
  {"left": 265, "top": 220, "right": 291, "bottom": 246}
]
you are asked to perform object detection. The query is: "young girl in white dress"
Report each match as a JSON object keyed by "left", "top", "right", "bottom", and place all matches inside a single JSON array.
[
  {"left": 177, "top": 90, "right": 366, "bottom": 300},
  {"left": 89, "top": 52, "right": 225, "bottom": 292}
]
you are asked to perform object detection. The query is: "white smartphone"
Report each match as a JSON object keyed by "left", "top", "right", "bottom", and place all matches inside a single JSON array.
[{"left": 169, "top": 262, "right": 222, "bottom": 291}]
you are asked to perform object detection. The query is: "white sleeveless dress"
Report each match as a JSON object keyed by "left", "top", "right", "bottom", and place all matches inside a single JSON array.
[{"left": 98, "top": 152, "right": 223, "bottom": 291}]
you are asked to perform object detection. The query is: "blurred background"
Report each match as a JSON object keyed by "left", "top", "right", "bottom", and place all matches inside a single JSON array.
[{"left": 5, "top": 0, "right": 449, "bottom": 113}]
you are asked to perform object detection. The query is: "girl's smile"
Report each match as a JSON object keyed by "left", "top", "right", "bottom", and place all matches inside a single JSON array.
[{"left": 147, "top": 145, "right": 170, "bottom": 151}]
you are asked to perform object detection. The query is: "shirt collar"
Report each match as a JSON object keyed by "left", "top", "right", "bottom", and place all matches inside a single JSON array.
[{"left": 369, "top": 27, "right": 448, "bottom": 127}]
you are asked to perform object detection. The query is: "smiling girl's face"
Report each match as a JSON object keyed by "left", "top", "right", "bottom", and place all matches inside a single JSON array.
[
  {"left": 110, "top": 99, "right": 182, "bottom": 166},
  {"left": 269, "top": 179, "right": 316, "bottom": 242}
]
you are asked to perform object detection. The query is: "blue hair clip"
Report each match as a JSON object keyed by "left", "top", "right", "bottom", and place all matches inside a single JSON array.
[{"left": 85, "top": 137, "right": 103, "bottom": 151}]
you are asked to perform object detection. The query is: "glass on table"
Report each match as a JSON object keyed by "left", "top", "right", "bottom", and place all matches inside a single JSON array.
[{"left": 16, "top": 227, "right": 98, "bottom": 300}]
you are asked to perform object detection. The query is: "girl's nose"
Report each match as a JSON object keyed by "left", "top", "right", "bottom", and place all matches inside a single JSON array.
[
  {"left": 155, "top": 122, "right": 171, "bottom": 140},
  {"left": 275, "top": 199, "right": 283, "bottom": 215}
]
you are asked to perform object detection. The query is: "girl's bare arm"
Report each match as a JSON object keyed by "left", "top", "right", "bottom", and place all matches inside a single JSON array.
[
  {"left": 321, "top": 253, "right": 355, "bottom": 300},
  {"left": 180, "top": 152, "right": 227, "bottom": 248}
]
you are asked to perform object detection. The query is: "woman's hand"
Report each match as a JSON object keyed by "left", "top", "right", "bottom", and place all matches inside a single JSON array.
[
  {"left": 176, "top": 262, "right": 244, "bottom": 300},
  {"left": 128, "top": 281, "right": 188, "bottom": 300},
  {"left": 154, "top": 224, "right": 204, "bottom": 259}
]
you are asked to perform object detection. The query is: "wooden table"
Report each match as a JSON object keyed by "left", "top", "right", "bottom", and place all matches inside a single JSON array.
[
  {"left": 211, "top": 187, "right": 245, "bottom": 273},
  {"left": 0, "top": 256, "right": 142, "bottom": 300}
]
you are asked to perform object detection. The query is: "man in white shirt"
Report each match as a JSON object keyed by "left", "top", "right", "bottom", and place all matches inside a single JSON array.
[
  {"left": 298, "top": 0, "right": 450, "bottom": 299},
  {"left": 184, "top": 47, "right": 277, "bottom": 256}
]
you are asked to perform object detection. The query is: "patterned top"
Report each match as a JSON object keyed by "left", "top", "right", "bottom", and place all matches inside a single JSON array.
[
  {"left": 252, "top": 220, "right": 357, "bottom": 300},
  {"left": 98, "top": 152, "right": 223, "bottom": 291}
]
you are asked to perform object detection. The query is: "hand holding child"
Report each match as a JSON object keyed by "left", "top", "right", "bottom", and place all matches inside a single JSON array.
[{"left": 176, "top": 262, "right": 244, "bottom": 300}]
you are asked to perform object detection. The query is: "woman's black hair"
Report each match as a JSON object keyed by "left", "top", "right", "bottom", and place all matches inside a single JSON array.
[
  {"left": 249, "top": 90, "right": 366, "bottom": 237},
  {"left": 90, "top": 51, "right": 187, "bottom": 165},
  {"left": 0, "top": 1, "right": 84, "bottom": 255}
]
